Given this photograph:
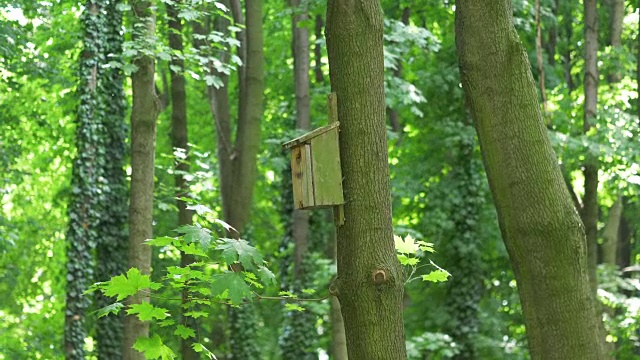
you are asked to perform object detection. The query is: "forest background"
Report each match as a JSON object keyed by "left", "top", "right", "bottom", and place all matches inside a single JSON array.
[{"left": 1, "top": 0, "right": 640, "bottom": 359}]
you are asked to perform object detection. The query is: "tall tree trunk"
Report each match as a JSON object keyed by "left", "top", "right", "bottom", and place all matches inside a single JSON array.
[
  {"left": 314, "top": 14, "right": 324, "bottom": 83},
  {"left": 602, "top": 199, "right": 623, "bottom": 267},
  {"left": 65, "top": 2, "right": 103, "bottom": 358},
  {"left": 610, "top": 0, "right": 624, "bottom": 82},
  {"left": 535, "top": 0, "right": 548, "bottom": 116},
  {"left": 616, "top": 211, "right": 632, "bottom": 269},
  {"left": 327, "top": 231, "right": 348, "bottom": 360},
  {"left": 561, "top": 2, "right": 575, "bottom": 92},
  {"left": 278, "top": 1, "right": 317, "bottom": 358},
  {"left": 325, "top": 1, "right": 408, "bottom": 359},
  {"left": 455, "top": 0, "right": 604, "bottom": 358},
  {"left": 547, "top": 0, "right": 558, "bottom": 65},
  {"left": 227, "top": 4, "right": 264, "bottom": 360},
  {"left": 95, "top": 0, "right": 128, "bottom": 357},
  {"left": 194, "top": 1, "right": 264, "bottom": 358},
  {"left": 123, "top": 1, "right": 159, "bottom": 358},
  {"left": 290, "top": 0, "right": 311, "bottom": 302},
  {"left": 582, "top": 0, "right": 600, "bottom": 302},
  {"left": 166, "top": 2, "right": 197, "bottom": 359}
]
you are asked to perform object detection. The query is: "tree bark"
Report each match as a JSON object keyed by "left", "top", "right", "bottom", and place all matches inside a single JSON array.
[
  {"left": 609, "top": 0, "right": 624, "bottom": 82},
  {"left": 455, "top": 0, "right": 604, "bottom": 358},
  {"left": 561, "top": 2, "right": 575, "bottom": 92},
  {"left": 582, "top": 0, "right": 599, "bottom": 301},
  {"left": 325, "top": 1, "right": 408, "bottom": 359},
  {"left": 289, "top": 0, "right": 311, "bottom": 282},
  {"left": 194, "top": 1, "right": 264, "bottom": 358},
  {"left": 166, "top": 2, "right": 197, "bottom": 359},
  {"left": 314, "top": 15, "right": 324, "bottom": 83},
  {"left": 123, "top": 1, "right": 159, "bottom": 359},
  {"left": 602, "top": 198, "right": 623, "bottom": 267}
]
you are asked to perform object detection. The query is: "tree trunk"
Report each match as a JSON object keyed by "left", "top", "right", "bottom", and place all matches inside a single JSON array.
[
  {"left": 330, "top": 297, "right": 349, "bottom": 360},
  {"left": 289, "top": 0, "right": 311, "bottom": 291},
  {"left": 609, "top": 0, "right": 624, "bottom": 82},
  {"left": 602, "top": 198, "right": 623, "bottom": 265},
  {"left": 279, "top": 2, "right": 317, "bottom": 358},
  {"left": 325, "top": 1, "right": 408, "bottom": 359},
  {"left": 561, "top": 2, "right": 575, "bottom": 92},
  {"left": 95, "top": 0, "right": 128, "bottom": 358},
  {"left": 195, "top": 1, "right": 264, "bottom": 358},
  {"left": 455, "top": 1, "right": 604, "bottom": 358},
  {"left": 314, "top": 14, "right": 324, "bottom": 83},
  {"left": 65, "top": 2, "right": 103, "bottom": 358},
  {"left": 547, "top": 0, "right": 558, "bottom": 65},
  {"left": 123, "top": 1, "right": 159, "bottom": 358},
  {"left": 582, "top": 0, "right": 600, "bottom": 314},
  {"left": 166, "top": 2, "right": 197, "bottom": 359}
]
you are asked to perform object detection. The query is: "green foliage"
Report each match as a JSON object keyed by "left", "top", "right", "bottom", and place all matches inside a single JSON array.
[
  {"left": 133, "top": 334, "right": 176, "bottom": 360},
  {"left": 89, "top": 218, "right": 316, "bottom": 358},
  {"left": 394, "top": 234, "right": 451, "bottom": 284}
]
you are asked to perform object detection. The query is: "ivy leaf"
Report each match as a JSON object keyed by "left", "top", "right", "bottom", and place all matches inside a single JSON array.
[
  {"left": 133, "top": 334, "right": 176, "bottom": 359},
  {"left": 176, "top": 224, "right": 212, "bottom": 250},
  {"left": 146, "top": 236, "right": 176, "bottom": 247},
  {"left": 104, "top": 268, "right": 161, "bottom": 301},
  {"left": 257, "top": 266, "right": 276, "bottom": 286},
  {"left": 211, "top": 272, "right": 252, "bottom": 304},
  {"left": 95, "top": 302, "right": 124, "bottom": 318},
  {"left": 216, "top": 238, "right": 263, "bottom": 270},
  {"left": 174, "top": 325, "right": 196, "bottom": 340},
  {"left": 394, "top": 234, "right": 419, "bottom": 254},
  {"left": 126, "top": 302, "right": 169, "bottom": 321}
]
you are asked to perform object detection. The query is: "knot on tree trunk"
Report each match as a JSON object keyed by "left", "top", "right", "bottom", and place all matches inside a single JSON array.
[
  {"left": 329, "top": 277, "right": 341, "bottom": 297},
  {"left": 371, "top": 269, "right": 387, "bottom": 285}
]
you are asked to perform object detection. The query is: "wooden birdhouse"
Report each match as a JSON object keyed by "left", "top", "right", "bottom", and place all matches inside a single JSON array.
[{"left": 282, "top": 93, "right": 344, "bottom": 213}]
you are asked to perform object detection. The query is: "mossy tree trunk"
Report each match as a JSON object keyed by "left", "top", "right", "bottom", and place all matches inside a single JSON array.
[
  {"left": 123, "top": 0, "right": 159, "bottom": 358},
  {"left": 325, "top": 1, "right": 407, "bottom": 359},
  {"left": 455, "top": 0, "right": 604, "bottom": 358}
]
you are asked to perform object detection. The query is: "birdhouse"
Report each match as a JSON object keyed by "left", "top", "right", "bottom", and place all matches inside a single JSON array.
[{"left": 282, "top": 121, "right": 344, "bottom": 210}]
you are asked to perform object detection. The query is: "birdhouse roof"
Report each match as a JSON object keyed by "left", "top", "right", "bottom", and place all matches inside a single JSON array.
[{"left": 282, "top": 121, "right": 340, "bottom": 150}]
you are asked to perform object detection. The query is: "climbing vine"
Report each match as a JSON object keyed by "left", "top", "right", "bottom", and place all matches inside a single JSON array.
[
  {"left": 64, "top": 1, "right": 107, "bottom": 358},
  {"left": 95, "top": 0, "right": 128, "bottom": 357}
]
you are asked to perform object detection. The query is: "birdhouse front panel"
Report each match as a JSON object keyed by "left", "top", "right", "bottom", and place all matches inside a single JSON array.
[{"left": 309, "top": 128, "right": 344, "bottom": 207}]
